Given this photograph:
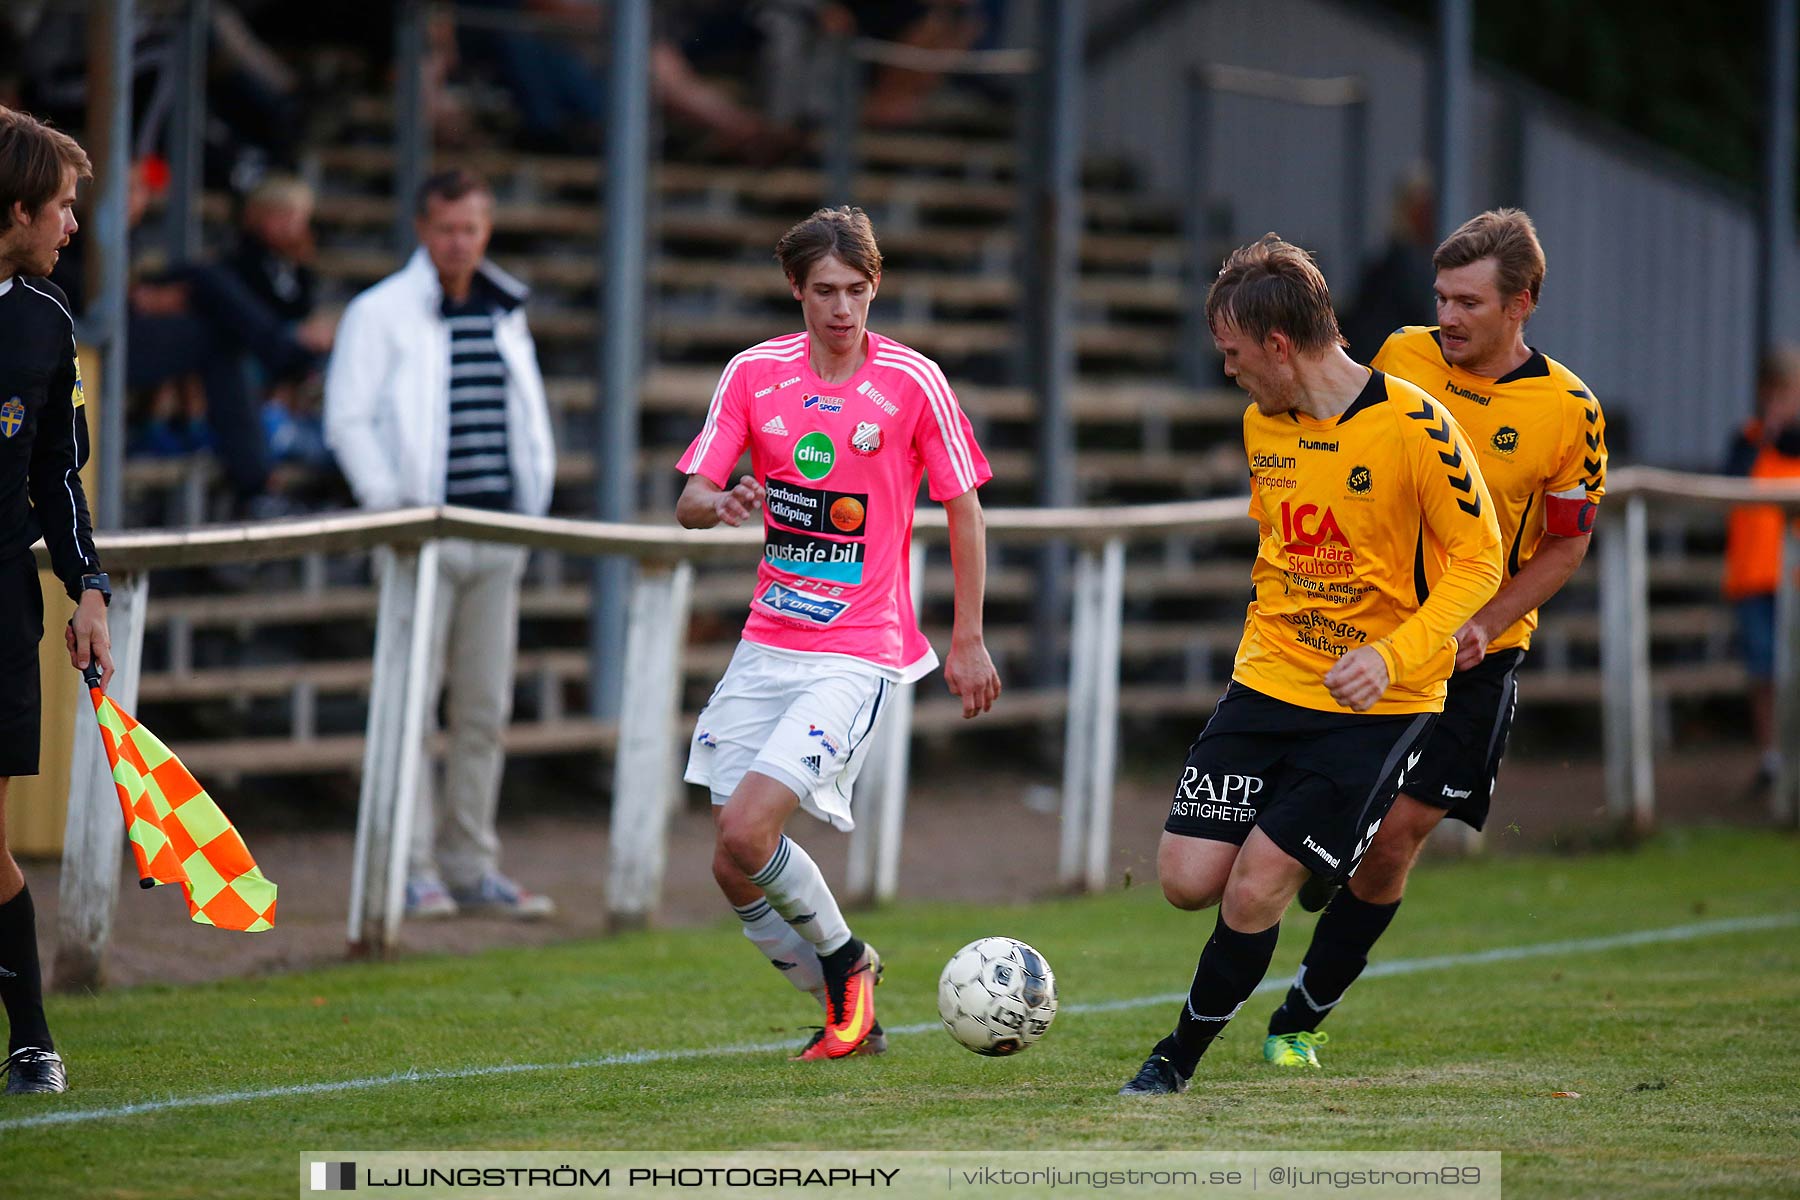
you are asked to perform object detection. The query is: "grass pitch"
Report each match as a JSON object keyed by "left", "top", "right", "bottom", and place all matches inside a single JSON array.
[{"left": 3, "top": 828, "right": 1796, "bottom": 1199}]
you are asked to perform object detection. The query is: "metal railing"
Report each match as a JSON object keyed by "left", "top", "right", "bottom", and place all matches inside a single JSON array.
[
  {"left": 38, "top": 470, "right": 1800, "bottom": 986},
  {"left": 1596, "top": 470, "right": 1800, "bottom": 830}
]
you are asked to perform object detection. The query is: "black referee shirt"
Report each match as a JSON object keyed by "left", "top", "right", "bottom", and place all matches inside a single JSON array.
[{"left": 0, "top": 275, "right": 100, "bottom": 600}]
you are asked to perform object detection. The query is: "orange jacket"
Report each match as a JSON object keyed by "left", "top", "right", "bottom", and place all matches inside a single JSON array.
[{"left": 1723, "top": 418, "right": 1800, "bottom": 599}]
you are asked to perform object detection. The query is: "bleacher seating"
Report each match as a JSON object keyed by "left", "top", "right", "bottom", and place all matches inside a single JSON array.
[{"left": 118, "top": 74, "right": 1747, "bottom": 782}]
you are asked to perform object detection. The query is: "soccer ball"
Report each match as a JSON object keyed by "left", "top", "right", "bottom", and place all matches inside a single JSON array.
[{"left": 937, "top": 937, "right": 1058, "bottom": 1056}]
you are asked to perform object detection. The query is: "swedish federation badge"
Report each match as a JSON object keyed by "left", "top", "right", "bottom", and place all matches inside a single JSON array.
[{"left": 1, "top": 397, "right": 24, "bottom": 439}]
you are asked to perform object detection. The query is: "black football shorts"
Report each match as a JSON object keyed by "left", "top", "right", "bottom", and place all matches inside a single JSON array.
[
  {"left": 0, "top": 548, "right": 45, "bottom": 778},
  {"left": 1164, "top": 682, "right": 1437, "bottom": 883},
  {"left": 1398, "top": 647, "right": 1525, "bottom": 830}
]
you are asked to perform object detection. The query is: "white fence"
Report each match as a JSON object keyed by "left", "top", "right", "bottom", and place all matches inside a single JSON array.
[{"left": 41, "top": 470, "right": 1800, "bottom": 985}]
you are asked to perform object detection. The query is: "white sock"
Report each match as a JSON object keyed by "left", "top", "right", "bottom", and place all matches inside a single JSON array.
[
  {"left": 746, "top": 836, "right": 851, "bottom": 956},
  {"left": 733, "top": 898, "right": 826, "bottom": 995}
]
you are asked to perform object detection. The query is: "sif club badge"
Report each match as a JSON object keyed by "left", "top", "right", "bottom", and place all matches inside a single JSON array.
[
  {"left": 850, "top": 421, "right": 882, "bottom": 456},
  {"left": 0, "top": 397, "right": 24, "bottom": 439}
]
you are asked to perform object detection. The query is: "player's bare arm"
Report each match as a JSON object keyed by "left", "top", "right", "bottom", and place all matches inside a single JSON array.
[
  {"left": 942, "top": 488, "right": 1000, "bottom": 718},
  {"left": 1454, "top": 531, "right": 1590, "bottom": 670},
  {"left": 676, "top": 473, "right": 765, "bottom": 529}
]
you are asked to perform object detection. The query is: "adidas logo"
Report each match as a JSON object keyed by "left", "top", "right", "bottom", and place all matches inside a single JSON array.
[
  {"left": 761, "top": 415, "right": 789, "bottom": 436},
  {"left": 801, "top": 754, "right": 823, "bottom": 776}
]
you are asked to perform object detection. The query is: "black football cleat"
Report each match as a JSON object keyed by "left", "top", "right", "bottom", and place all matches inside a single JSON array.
[
  {"left": 1297, "top": 874, "right": 1342, "bottom": 913},
  {"left": 1117, "top": 1052, "right": 1189, "bottom": 1096},
  {"left": 3, "top": 1047, "right": 67, "bottom": 1095}
]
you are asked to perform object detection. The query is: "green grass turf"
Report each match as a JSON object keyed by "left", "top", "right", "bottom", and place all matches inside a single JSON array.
[{"left": 2, "top": 827, "right": 1796, "bottom": 1199}]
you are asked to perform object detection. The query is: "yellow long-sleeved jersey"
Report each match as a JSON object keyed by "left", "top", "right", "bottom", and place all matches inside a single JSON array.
[
  {"left": 1234, "top": 369, "right": 1504, "bottom": 713},
  {"left": 1373, "top": 327, "right": 1608, "bottom": 653}
]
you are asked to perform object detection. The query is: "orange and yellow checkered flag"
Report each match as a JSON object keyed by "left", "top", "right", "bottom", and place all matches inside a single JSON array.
[{"left": 85, "top": 670, "right": 277, "bottom": 932}]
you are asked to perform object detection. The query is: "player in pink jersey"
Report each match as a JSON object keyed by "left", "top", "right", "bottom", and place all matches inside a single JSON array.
[{"left": 676, "top": 207, "right": 1002, "bottom": 1060}]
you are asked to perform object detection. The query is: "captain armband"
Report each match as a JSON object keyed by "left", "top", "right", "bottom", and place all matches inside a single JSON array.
[{"left": 1545, "top": 486, "right": 1597, "bottom": 537}]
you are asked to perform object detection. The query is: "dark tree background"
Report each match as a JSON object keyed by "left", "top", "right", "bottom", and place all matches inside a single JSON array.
[{"left": 1374, "top": 0, "right": 1779, "bottom": 196}]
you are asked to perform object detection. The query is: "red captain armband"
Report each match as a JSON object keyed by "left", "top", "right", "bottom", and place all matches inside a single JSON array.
[{"left": 1545, "top": 487, "right": 1598, "bottom": 537}]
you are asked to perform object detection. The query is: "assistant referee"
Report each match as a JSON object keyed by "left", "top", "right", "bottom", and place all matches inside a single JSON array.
[{"left": 0, "top": 106, "right": 114, "bottom": 1097}]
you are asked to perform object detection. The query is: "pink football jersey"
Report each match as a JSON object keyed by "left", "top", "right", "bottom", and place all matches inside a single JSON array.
[{"left": 677, "top": 331, "right": 993, "bottom": 679}]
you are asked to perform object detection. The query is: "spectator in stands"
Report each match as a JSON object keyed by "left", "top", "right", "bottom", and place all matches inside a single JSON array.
[
  {"left": 224, "top": 176, "right": 337, "bottom": 481},
  {"left": 456, "top": 0, "right": 607, "bottom": 152},
  {"left": 48, "top": 156, "right": 319, "bottom": 509},
  {"left": 116, "top": 166, "right": 321, "bottom": 509},
  {"left": 46, "top": 156, "right": 320, "bottom": 508},
  {"left": 1722, "top": 347, "right": 1800, "bottom": 795},
  {"left": 743, "top": 1, "right": 1005, "bottom": 133},
  {"left": 654, "top": 4, "right": 807, "bottom": 163},
  {"left": 1340, "top": 166, "right": 1437, "bottom": 360},
  {"left": 454, "top": 1, "right": 808, "bottom": 161},
  {"left": 847, "top": 0, "right": 998, "bottom": 129},
  {"left": 324, "top": 168, "right": 557, "bottom": 921},
  {"left": 15, "top": 3, "right": 301, "bottom": 194},
  {"left": 224, "top": 175, "right": 324, "bottom": 338}
]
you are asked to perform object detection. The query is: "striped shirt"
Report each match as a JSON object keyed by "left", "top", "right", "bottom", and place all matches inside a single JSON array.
[{"left": 443, "top": 294, "right": 514, "bottom": 510}]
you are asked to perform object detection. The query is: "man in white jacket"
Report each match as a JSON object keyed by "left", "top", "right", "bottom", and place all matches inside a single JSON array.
[{"left": 325, "top": 169, "right": 557, "bottom": 919}]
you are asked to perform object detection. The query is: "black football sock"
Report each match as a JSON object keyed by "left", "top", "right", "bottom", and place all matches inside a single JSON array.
[
  {"left": 1267, "top": 890, "right": 1401, "bottom": 1036},
  {"left": 0, "top": 885, "right": 53, "bottom": 1053},
  {"left": 1162, "top": 913, "right": 1280, "bottom": 1077},
  {"left": 819, "top": 935, "right": 865, "bottom": 992}
]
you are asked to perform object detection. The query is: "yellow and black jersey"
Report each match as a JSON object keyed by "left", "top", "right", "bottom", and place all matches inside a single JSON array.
[
  {"left": 1374, "top": 327, "right": 1608, "bottom": 652},
  {"left": 1237, "top": 370, "right": 1504, "bottom": 714}
]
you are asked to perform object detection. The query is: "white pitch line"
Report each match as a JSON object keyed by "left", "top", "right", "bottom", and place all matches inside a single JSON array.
[{"left": 1, "top": 911, "right": 1793, "bottom": 1135}]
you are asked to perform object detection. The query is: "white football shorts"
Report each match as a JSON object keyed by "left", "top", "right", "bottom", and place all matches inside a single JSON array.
[{"left": 684, "top": 641, "right": 893, "bottom": 831}]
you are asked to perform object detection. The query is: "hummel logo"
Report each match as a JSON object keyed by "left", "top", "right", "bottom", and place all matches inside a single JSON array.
[
  {"left": 1407, "top": 749, "right": 1424, "bottom": 772},
  {"left": 1302, "top": 836, "right": 1342, "bottom": 869},
  {"left": 762, "top": 415, "right": 789, "bottom": 436}
]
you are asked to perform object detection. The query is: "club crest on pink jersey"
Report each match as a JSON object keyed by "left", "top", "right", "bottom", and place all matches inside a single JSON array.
[{"left": 850, "top": 421, "right": 883, "bottom": 457}]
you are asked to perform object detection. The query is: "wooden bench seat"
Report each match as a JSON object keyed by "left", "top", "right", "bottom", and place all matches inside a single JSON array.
[
  {"left": 307, "top": 149, "right": 1169, "bottom": 229},
  {"left": 311, "top": 249, "right": 1189, "bottom": 318},
  {"left": 169, "top": 717, "right": 621, "bottom": 778},
  {"left": 548, "top": 443, "right": 1249, "bottom": 494},
  {"left": 135, "top": 596, "right": 1735, "bottom": 711},
  {"left": 136, "top": 621, "right": 1245, "bottom": 705},
  {"left": 338, "top": 99, "right": 1024, "bottom": 176},
  {"left": 146, "top": 652, "right": 1753, "bottom": 780},
  {"left": 261, "top": 194, "right": 1183, "bottom": 273},
  {"left": 296, "top": 301, "right": 1176, "bottom": 365},
  {"left": 596, "top": 314, "right": 1172, "bottom": 362},
  {"left": 139, "top": 558, "right": 1261, "bottom": 635},
  {"left": 547, "top": 370, "right": 1243, "bottom": 424},
  {"left": 122, "top": 435, "right": 1247, "bottom": 495}
]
